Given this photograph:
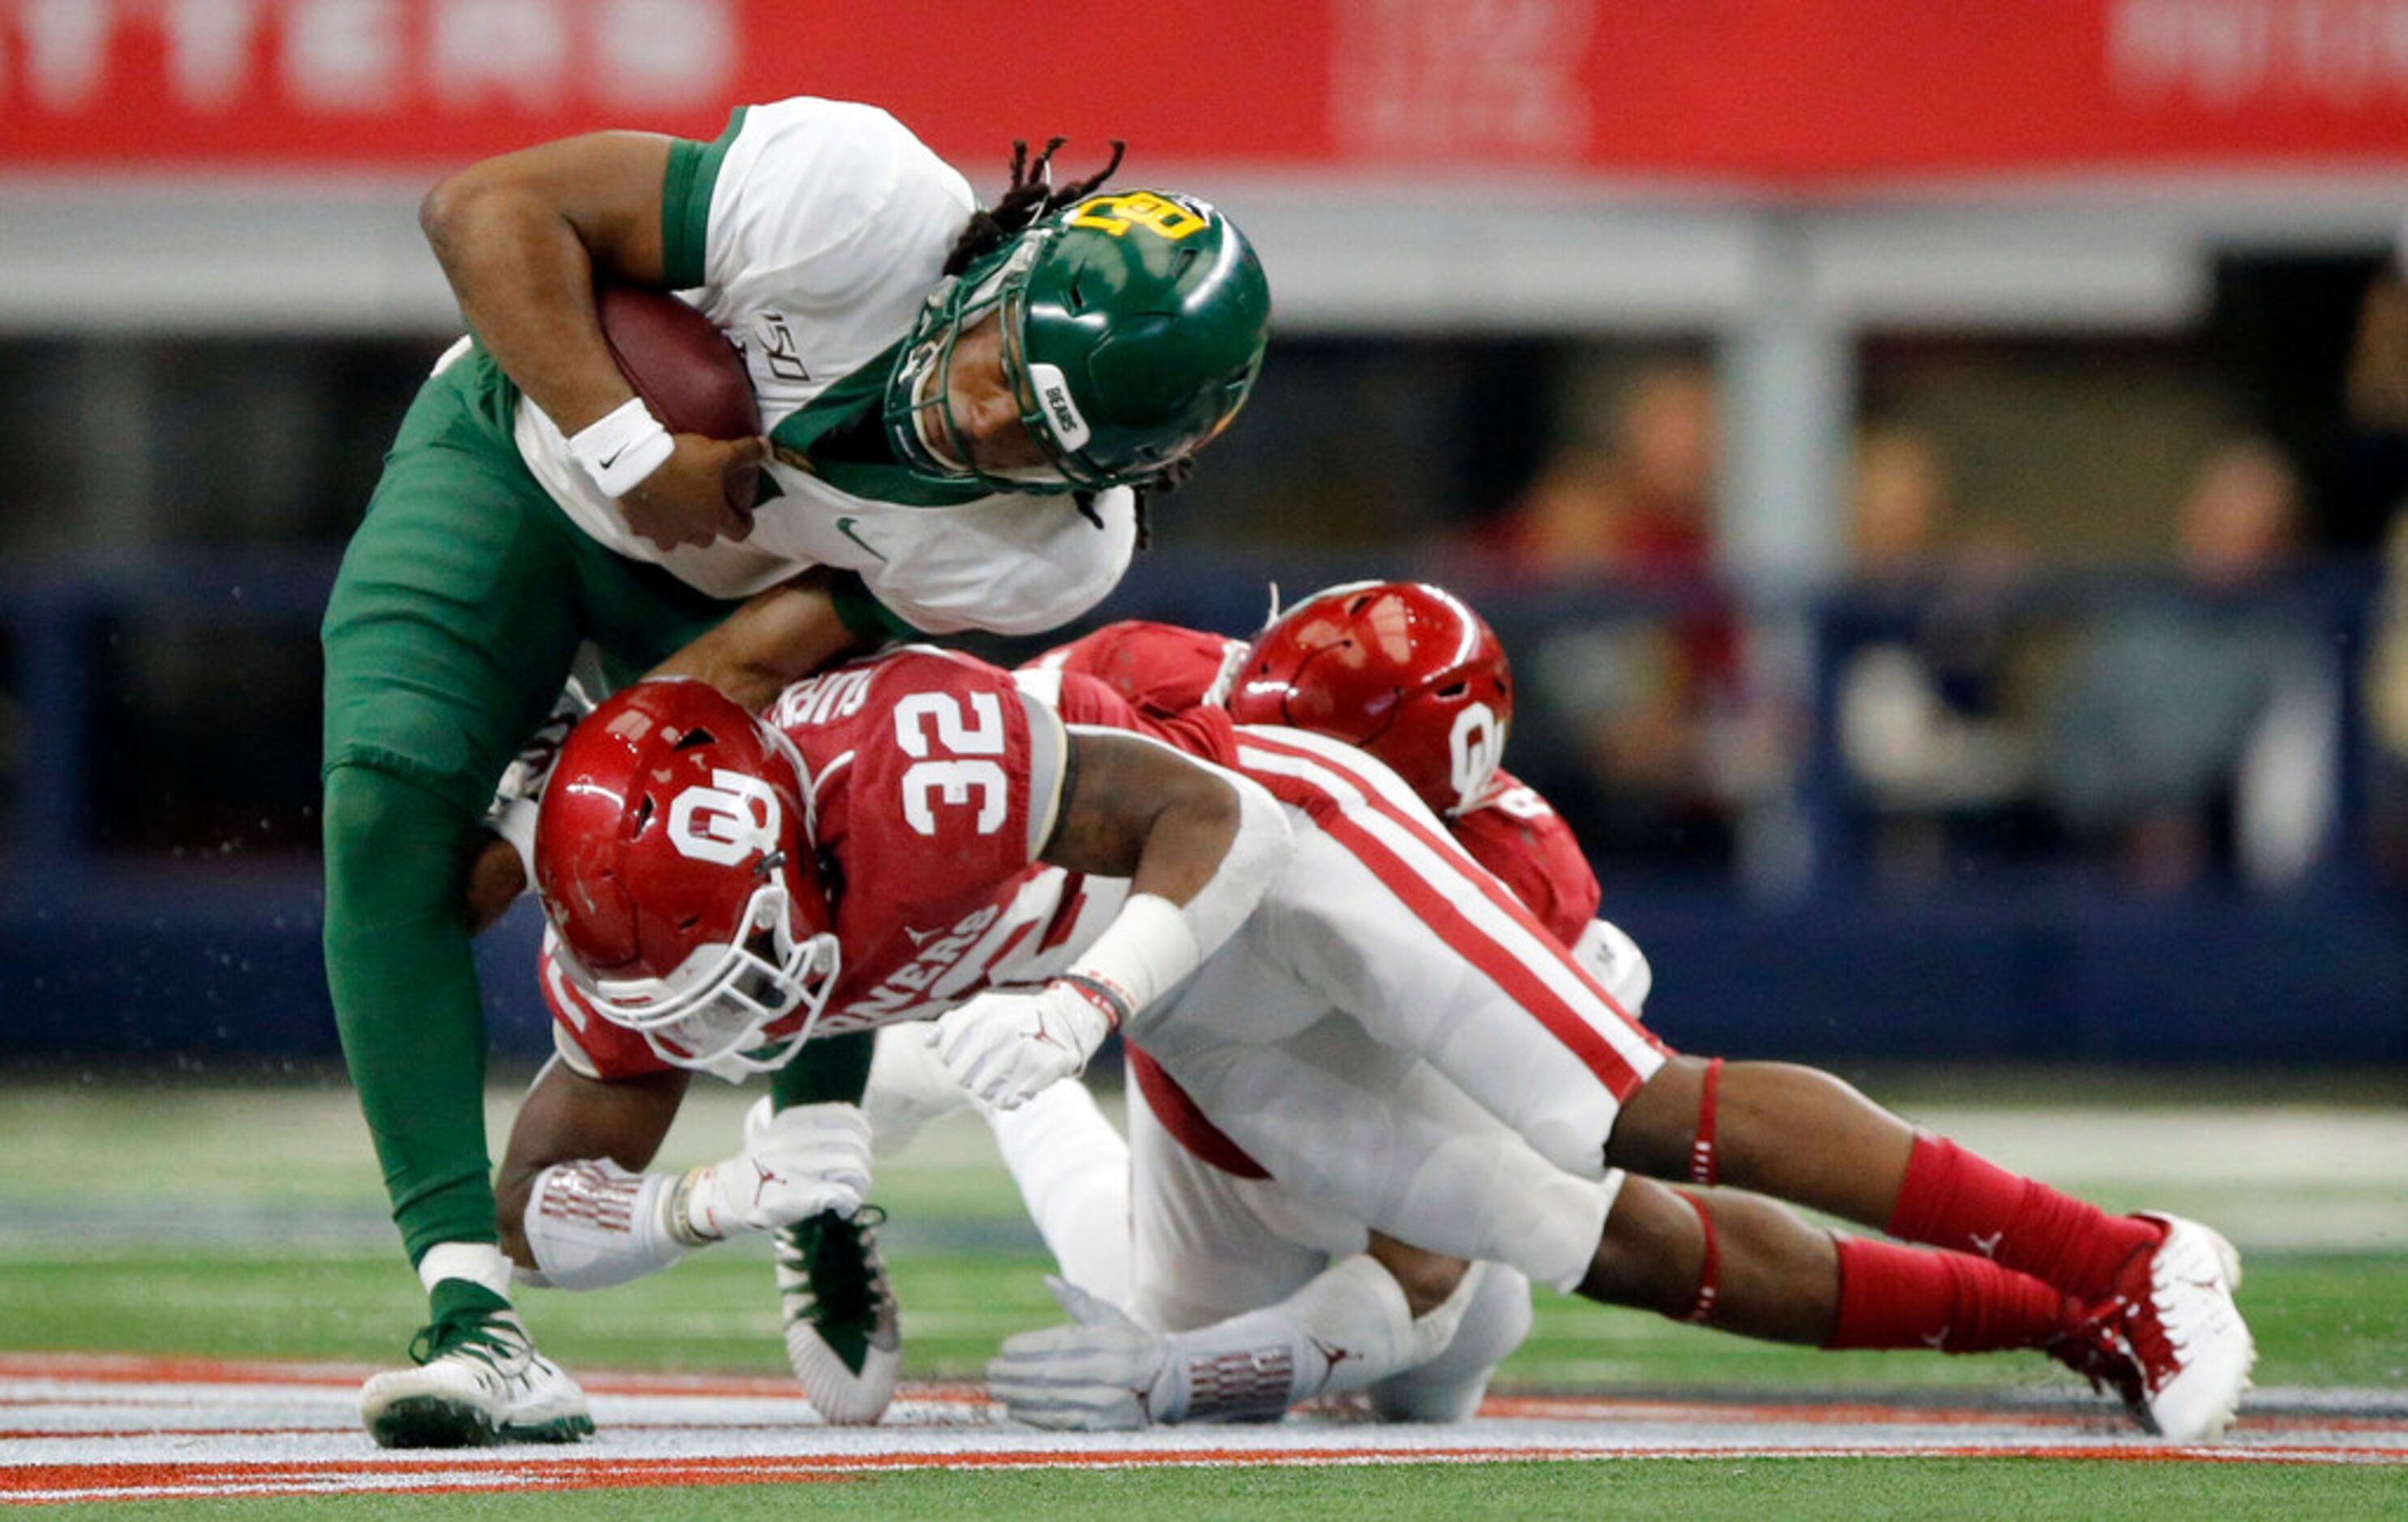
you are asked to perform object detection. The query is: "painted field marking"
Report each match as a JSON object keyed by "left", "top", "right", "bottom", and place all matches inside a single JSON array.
[{"left": 4, "top": 1353, "right": 2402, "bottom": 1506}]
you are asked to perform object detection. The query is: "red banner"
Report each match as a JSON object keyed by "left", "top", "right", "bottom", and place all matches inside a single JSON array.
[{"left": 4, "top": 1, "right": 2406, "bottom": 182}]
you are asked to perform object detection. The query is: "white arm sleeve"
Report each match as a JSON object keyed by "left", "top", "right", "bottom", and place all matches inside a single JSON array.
[{"left": 520, "top": 1160, "right": 690, "bottom": 1293}]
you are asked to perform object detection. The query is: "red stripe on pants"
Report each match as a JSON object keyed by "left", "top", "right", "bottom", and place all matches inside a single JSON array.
[{"left": 1236, "top": 733, "right": 1664, "bottom": 1099}]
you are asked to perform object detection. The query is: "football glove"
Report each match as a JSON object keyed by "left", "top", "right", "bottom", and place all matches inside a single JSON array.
[
  {"left": 675, "top": 1099, "right": 872, "bottom": 1242},
  {"left": 988, "top": 1276, "right": 1169, "bottom": 1430},
  {"left": 925, "top": 979, "right": 1116, "bottom": 1111}
]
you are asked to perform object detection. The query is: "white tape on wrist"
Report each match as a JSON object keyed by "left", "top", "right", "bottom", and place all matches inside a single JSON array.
[
  {"left": 670, "top": 1162, "right": 732, "bottom": 1245},
  {"left": 1065, "top": 892, "right": 1201, "bottom": 1021},
  {"left": 569, "top": 396, "right": 673, "bottom": 498}
]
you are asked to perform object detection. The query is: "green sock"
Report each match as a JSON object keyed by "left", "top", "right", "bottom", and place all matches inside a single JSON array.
[
  {"left": 772, "top": 1029, "right": 876, "bottom": 1109},
  {"left": 428, "top": 1277, "right": 510, "bottom": 1330}
]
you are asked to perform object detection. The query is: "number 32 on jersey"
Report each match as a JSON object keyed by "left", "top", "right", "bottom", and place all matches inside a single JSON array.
[{"left": 894, "top": 692, "right": 1008, "bottom": 836}]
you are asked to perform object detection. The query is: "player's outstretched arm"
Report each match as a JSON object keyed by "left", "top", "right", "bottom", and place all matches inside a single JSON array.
[
  {"left": 929, "top": 733, "right": 1294, "bottom": 1108},
  {"left": 497, "top": 1060, "right": 870, "bottom": 1291},
  {"left": 1040, "top": 730, "right": 1268, "bottom": 907}
]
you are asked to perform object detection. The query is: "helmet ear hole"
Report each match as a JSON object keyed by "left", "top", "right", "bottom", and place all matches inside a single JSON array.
[{"left": 671, "top": 728, "right": 715, "bottom": 751}]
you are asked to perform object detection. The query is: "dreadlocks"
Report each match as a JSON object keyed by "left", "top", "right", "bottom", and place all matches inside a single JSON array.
[
  {"left": 951, "top": 137, "right": 1185, "bottom": 542},
  {"left": 942, "top": 137, "right": 1125, "bottom": 278},
  {"left": 1078, "top": 453, "right": 1192, "bottom": 549}
]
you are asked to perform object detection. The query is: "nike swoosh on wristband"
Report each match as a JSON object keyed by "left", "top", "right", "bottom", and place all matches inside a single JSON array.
[
  {"left": 597, "top": 445, "right": 628, "bottom": 470},
  {"left": 835, "top": 516, "right": 887, "bottom": 561}
]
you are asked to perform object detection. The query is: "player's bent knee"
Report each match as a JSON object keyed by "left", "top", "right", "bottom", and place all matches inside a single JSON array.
[
  {"left": 1576, "top": 1174, "right": 1701, "bottom": 1310},
  {"left": 1364, "top": 1233, "right": 1471, "bottom": 1319},
  {"left": 1605, "top": 1055, "right": 1710, "bottom": 1180},
  {"left": 322, "top": 763, "right": 476, "bottom": 923}
]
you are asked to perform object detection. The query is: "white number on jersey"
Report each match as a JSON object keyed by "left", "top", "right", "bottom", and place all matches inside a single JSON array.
[{"left": 893, "top": 691, "right": 1009, "bottom": 837}]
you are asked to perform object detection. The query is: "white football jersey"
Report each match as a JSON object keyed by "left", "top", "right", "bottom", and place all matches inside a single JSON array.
[{"left": 512, "top": 96, "right": 1138, "bottom": 634}]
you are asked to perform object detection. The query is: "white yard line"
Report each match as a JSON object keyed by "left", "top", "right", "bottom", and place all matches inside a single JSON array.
[{"left": 2, "top": 1356, "right": 2402, "bottom": 1503}]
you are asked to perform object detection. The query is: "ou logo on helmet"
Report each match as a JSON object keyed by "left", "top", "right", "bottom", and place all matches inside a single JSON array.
[
  {"left": 1448, "top": 703, "right": 1505, "bottom": 812},
  {"left": 667, "top": 768, "right": 781, "bottom": 866}
]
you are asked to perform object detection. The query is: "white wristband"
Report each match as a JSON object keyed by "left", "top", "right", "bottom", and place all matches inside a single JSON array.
[
  {"left": 569, "top": 396, "right": 674, "bottom": 498},
  {"left": 1065, "top": 892, "right": 1202, "bottom": 1023}
]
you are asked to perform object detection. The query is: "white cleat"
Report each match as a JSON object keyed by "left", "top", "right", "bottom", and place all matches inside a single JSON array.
[
  {"left": 359, "top": 1308, "right": 593, "bottom": 1448},
  {"left": 2055, "top": 1212, "right": 2254, "bottom": 1444},
  {"left": 775, "top": 1207, "right": 901, "bottom": 1425}
]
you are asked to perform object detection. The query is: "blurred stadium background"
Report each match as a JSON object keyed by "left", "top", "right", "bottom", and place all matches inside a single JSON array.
[
  {"left": 2, "top": 0, "right": 2406, "bottom": 1428},
  {"left": 6, "top": 0, "right": 2408, "bottom": 1069}
]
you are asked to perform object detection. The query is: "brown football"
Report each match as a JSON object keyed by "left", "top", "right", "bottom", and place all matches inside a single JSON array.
[{"left": 596, "top": 284, "right": 762, "bottom": 512}]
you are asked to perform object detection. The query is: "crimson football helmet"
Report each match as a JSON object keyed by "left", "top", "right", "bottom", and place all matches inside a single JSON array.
[
  {"left": 1225, "top": 581, "right": 1513, "bottom": 816},
  {"left": 533, "top": 679, "right": 839, "bottom": 1073}
]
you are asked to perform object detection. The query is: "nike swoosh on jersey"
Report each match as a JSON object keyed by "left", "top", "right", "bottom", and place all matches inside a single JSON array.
[{"left": 835, "top": 516, "right": 888, "bottom": 561}]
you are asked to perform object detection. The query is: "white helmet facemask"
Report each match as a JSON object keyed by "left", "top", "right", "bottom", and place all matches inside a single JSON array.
[{"left": 555, "top": 868, "right": 841, "bottom": 1075}]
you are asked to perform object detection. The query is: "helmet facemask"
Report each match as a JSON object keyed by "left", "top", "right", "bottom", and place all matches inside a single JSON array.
[
  {"left": 886, "top": 237, "right": 1095, "bottom": 494},
  {"left": 555, "top": 858, "right": 841, "bottom": 1075},
  {"left": 884, "top": 189, "right": 1270, "bottom": 496}
]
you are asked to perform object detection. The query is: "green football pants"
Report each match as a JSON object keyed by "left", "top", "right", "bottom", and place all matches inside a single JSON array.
[{"left": 322, "top": 347, "right": 869, "bottom": 1270}]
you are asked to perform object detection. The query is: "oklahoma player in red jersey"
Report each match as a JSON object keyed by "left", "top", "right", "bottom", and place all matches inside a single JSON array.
[
  {"left": 508, "top": 601, "right": 2255, "bottom": 1443},
  {"left": 501, "top": 642, "right": 1291, "bottom": 1423},
  {"left": 992, "top": 584, "right": 2255, "bottom": 1435},
  {"left": 973, "top": 584, "right": 1641, "bottom": 1425},
  {"left": 995, "top": 581, "right": 2252, "bottom": 1437}
]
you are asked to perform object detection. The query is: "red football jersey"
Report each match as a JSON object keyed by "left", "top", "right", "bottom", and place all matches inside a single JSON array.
[
  {"left": 552, "top": 647, "right": 1112, "bottom": 1080},
  {"left": 1038, "top": 622, "right": 1600, "bottom": 942},
  {"left": 1450, "top": 773, "right": 1602, "bottom": 948},
  {"left": 1031, "top": 619, "right": 1246, "bottom": 719}
]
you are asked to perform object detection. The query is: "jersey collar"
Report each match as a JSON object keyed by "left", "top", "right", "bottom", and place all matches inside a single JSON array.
[{"left": 769, "top": 340, "right": 994, "bottom": 508}]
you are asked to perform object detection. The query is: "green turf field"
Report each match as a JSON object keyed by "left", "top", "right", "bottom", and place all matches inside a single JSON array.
[
  {"left": 5, "top": 1071, "right": 2404, "bottom": 1517},
  {"left": 33, "top": 1462, "right": 2408, "bottom": 1522}
]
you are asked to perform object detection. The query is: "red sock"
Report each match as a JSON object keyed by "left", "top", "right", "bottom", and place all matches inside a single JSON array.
[
  {"left": 1885, "top": 1131, "right": 2160, "bottom": 1303},
  {"left": 1825, "top": 1235, "right": 2071, "bottom": 1353}
]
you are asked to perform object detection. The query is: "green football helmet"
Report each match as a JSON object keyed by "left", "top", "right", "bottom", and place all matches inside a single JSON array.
[{"left": 884, "top": 190, "right": 1271, "bottom": 493}]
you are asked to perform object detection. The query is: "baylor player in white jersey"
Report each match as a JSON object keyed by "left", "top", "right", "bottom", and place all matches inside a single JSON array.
[
  {"left": 327, "top": 96, "right": 1270, "bottom": 1449},
  {"left": 514, "top": 98, "right": 1137, "bottom": 626}
]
